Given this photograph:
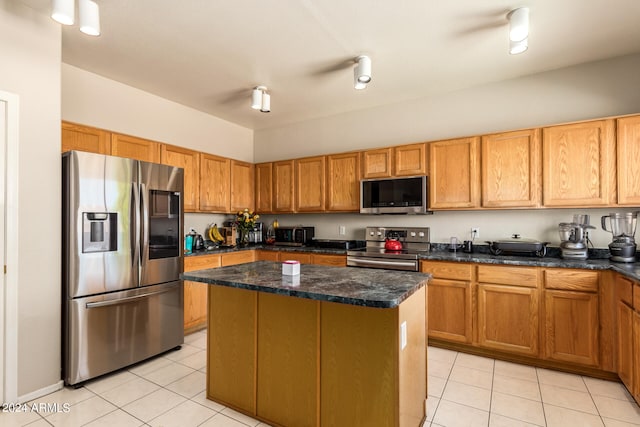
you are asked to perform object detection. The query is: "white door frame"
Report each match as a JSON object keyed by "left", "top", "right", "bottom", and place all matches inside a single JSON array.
[{"left": 0, "top": 90, "right": 19, "bottom": 404}]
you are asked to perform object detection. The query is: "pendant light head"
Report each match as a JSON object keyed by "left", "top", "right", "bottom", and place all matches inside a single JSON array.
[
  {"left": 507, "top": 7, "right": 529, "bottom": 54},
  {"left": 251, "top": 86, "right": 270, "bottom": 113},
  {"left": 354, "top": 55, "right": 372, "bottom": 90},
  {"left": 79, "top": 0, "right": 100, "bottom": 36},
  {"left": 51, "top": 0, "right": 75, "bottom": 25}
]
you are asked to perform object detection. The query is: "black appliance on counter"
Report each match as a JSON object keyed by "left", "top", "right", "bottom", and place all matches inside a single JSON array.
[
  {"left": 275, "top": 226, "right": 315, "bottom": 246},
  {"left": 347, "top": 226, "right": 430, "bottom": 271}
]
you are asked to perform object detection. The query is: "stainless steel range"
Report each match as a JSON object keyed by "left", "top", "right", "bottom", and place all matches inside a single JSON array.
[{"left": 347, "top": 226, "right": 430, "bottom": 271}]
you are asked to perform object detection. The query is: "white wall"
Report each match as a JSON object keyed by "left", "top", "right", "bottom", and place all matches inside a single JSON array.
[
  {"left": 62, "top": 64, "right": 254, "bottom": 163},
  {"left": 0, "top": 0, "right": 62, "bottom": 397},
  {"left": 254, "top": 53, "right": 640, "bottom": 246}
]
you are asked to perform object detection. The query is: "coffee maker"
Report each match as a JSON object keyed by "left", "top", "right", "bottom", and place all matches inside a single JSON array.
[
  {"left": 558, "top": 214, "right": 594, "bottom": 260},
  {"left": 601, "top": 212, "right": 638, "bottom": 263}
]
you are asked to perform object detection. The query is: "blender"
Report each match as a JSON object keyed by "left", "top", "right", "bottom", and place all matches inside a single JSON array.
[
  {"left": 558, "top": 214, "right": 594, "bottom": 260},
  {"left": 601, "top": 212, "right": 639, "bottom": 263}
]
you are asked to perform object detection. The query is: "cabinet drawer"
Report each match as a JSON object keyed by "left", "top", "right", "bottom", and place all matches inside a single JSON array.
[
  {"left": 544, "top": 268, "right": 599, "bottom": 292},
  {"left": 421, "top": 261, "right": 472, "bottom": 281},
  {"left": 280, "top": 252, "right": 312, "bottom": 264},
  {"left": 221, "top": 251, "right": 256, "bottom": 266},
  {"left": 256, "top": 250, "right": 280, "bottom": 261},
  {"left": 312, "top": 254, "right": 346, "bottom": 267},
  {"left": 477, "top": 265, "right": 538, "bottom": 288},
  {"left": 184, "top": 254, "right": 221, "bottom": 272}
]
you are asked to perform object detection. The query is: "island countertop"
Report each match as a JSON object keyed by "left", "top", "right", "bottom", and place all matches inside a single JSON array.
[{"left": 180, "top": 260, "right": 430, "bottom": 308}]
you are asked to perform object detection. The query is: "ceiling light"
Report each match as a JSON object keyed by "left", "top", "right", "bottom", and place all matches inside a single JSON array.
[
  {"left": 251, "top": 86, "right": 270, "bottom": 113},
  {"left": 79, "top": 0, "right": 100, "bottom": 36},
  {"left": 507, "top": 7, "right": 529, "bottom": 54},
  {"left": 354, "top": 55, "right": 372, "bottom": 90},
  {"left": 51, "top": 0, "right": 75, "bottom": 25}
]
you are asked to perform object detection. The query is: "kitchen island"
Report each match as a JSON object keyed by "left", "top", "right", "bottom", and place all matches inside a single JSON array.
[{"left": 181, "top": 261, "right": 430, "bottom": 427}]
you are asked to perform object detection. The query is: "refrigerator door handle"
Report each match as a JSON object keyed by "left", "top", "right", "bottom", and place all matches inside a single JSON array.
[
  {"left": 131, "top": 182, "right": 140, "bottom": 269},
  {"left": 140, "top": 182, "right": 149, "bottom": 271},
  {"left": 85, "top": 288, "right": 175, "bottom": 309}
]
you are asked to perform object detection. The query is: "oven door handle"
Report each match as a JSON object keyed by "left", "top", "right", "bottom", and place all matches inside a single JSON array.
[{"left": 347, "top": 258, "right": 417, "bottom": 269}]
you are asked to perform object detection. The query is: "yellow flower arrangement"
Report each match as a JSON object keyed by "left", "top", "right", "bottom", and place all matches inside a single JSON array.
[{"left": 235, "top": 208, "right": 259, "bottom": 233}]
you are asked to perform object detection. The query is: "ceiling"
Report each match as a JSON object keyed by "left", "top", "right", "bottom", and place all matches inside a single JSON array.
[{"left": 20, "top": 0, "right": 640, "bottom": 130}]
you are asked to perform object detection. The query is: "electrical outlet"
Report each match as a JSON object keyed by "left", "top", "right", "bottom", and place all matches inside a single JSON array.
[
  {"left": 339, "top": 225, "right": 346, "bottom": 235},
  {"left": 471, "top": 227, "right": 479, "bottom": 239},
  {"left": 400, "top": 321, "right": 407, "bottom": 350}
]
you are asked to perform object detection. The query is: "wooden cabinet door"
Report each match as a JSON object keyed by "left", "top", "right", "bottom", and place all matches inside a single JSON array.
[
  {"left": 361, "top": 148, "right": 392, "bottom": 178},
  {"left": 110, "top": 133, "right": 160, "bottom": 163},
  {"left": 618, "top": 301, "right": 634, "bottom": 391},
  {"left": 326, "top": 152, "right": 360, "bottom": 212},
  {"left": 481, "top": 129, "right": 541, "bottom": 208},
  {"left": 183, "top": 254, "right": 221, "bottom": 333},
  {"left": 542, "top": 119, "right": 615, "bottom": 207},
  {"left": 61, "top": 121, "right": 111, "bottom": 154},
  {"left": 231, "top": 160, "right": 255, "bottom": 213},
  {"left": 257, "top": 293, "right": 319, "bottom": 426},
  {"left": 161, "top": 144, "right": 200, "bottom": 212},
  {"left": 273, "top": 160, "right": 295, "bottom": 213},
  {"left": 477, "top": 284, "right": 539, "bottom": 356},
  {"left": 256, "top": 250, "right": 279, "bottom": 261},
  {"left": 295, "top": 156, "right": 325, "bottom": 212},
  {"left": 199, "top": 153, "right": 231, "bottom": 212},
  {"left": 428, "top": 278, "right": 472, "bottom": 343},
  {"left": 617, "top": 115, "right": 640, "bottom": 205},
  {"left": 255, "top": 162, "right": 273, "bottom": 213},
  {"left": 544, "top": 290, "right": 599, "bottom": 367},
  {"left": 208, "top": 286, "right": 257, "bottom": 414},
  {"left": 394, "top": 143, "right": 427, "bottom": 176},
  {"left": 633, "top": 311, "right": 640, "bottom": 403},
  {"left": 429, "top": 137, "right": 481, "bottom": 209}
]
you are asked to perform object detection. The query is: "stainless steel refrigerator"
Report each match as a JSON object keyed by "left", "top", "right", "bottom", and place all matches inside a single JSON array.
[{"left": 62, "top": 150, "right": 184, "bottom": 386}]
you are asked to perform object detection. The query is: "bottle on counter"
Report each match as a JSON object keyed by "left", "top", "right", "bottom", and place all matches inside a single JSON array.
[{"left": 185, "top": 228, "right": 196, "bottom": 253}]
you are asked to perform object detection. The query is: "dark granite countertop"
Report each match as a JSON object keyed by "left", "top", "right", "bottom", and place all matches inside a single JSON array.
[
  {"left": 184, "top": 243, "right": 640, "bottom": 282},
  {"left": 180, "top": 260, "right": 431, "bottom": 308}
]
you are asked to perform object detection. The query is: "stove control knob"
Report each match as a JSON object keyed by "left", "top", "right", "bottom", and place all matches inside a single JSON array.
[
  {"left": 377, "top": 231, "right": 382, "bottom": 236},
  {"left": 410, "top": 232, "right": 416, "bottom": 237},
  {"left": 419, "top": 232, "right": 425, "bottom": 237},
  {"left": 369, "top": 231, "right": 375, "bottom": 236}
]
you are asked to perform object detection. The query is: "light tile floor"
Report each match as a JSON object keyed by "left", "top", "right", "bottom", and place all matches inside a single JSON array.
[{"left": 2, "top": 330, "right": 640, "bottom": 426}]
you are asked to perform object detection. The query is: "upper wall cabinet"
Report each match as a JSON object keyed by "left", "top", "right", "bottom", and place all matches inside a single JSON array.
[
  {"left": 111, "top": 133, "right": 161, "bottom": 163},
  {"left": 542, "top": 120, "right": 615, "bottom": 207},
  {"left": 617, "top": 115, "right": 640, "bottom": 205},
  {"left": 394, "top": 143, "right": 428, "bottom": 177},
  {"left": 429, "top": 137, "right": 480, "bottom": 209},
  {"left": 273, "top": 160, "right": 296, "bottom": 213},
  {"left": 255, "top": 162, "right": 273, "bottom": 214},
  {"left": 326, "top": 152, "right": 360, "bottom": 212},
  {"left": 200, "top": 153, "right": 231, "bottom": 212},
  {"left": 160, "top": 144, "right": 200, "bottom": 212},
  {"left": 481, "top": 129, "right": 541, "bottom": 208},
  {"left": 61, "top": 121, "right": 111, "bottom": 154},
  {"left": 295, "top": 156, "right": 326, "bottom": 212},
  {"left": 231, "top": 160, "right": 255, "bottom": 213},
  {"left": 361, "top": 148, "right": 392, "bottom": 178}
]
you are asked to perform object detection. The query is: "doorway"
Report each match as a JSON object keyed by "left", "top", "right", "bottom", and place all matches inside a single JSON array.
[{"left": 0, "top": 90, "right": 19, "bottom": 404}]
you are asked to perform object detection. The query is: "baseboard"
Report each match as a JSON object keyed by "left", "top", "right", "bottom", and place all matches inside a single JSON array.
[{"left": 18, "top": 380, "right": 64, "bottom": 404}]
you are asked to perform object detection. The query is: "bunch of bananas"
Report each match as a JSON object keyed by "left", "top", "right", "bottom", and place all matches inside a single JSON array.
[{"left": 208, "top": 223, "right": 225, "bottom": 243}]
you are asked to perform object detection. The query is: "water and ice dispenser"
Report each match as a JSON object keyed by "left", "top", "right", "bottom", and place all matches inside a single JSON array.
[{"left": 82, "top": 212, "right": 117, "bottom": 253}]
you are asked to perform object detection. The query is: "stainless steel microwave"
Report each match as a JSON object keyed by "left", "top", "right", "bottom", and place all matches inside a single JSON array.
[{"left": 360, "top": 176, "right": 431, "bottom": 214}]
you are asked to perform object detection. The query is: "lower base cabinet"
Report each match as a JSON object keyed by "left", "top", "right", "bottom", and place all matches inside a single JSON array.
[
  {"left": 618, "top": 300, "right": 634, "bottom": 390},
  {"left": 633, "top": 311, "right": 640, "bottom": 402}
]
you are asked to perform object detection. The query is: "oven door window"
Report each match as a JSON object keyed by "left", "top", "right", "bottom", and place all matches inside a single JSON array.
[{"left": 149, "top": 190, "right": 180, "bottom": 259}]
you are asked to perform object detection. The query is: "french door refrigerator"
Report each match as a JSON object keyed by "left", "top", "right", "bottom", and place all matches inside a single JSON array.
[{"left": 62, "top": 150, "right": 184, "bottom": 386}]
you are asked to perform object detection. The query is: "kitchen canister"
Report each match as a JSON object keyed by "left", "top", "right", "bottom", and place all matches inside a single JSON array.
[{"left": 282, "top": 260, "right": 300, "bottom": 275}]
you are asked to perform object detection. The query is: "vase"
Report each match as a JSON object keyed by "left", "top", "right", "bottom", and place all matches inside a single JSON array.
[{"left": 239, "top": 228, "right": 250, "bottom": 246}]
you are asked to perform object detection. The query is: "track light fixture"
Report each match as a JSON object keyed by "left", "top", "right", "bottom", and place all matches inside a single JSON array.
[
  {"left": 51, "top": 0, "right": 101, "bottom": 36},
  {"left": 354, "top": 55, "right": 372, "bottom": 90},
  {"left": 251, "top": 86, "right": 270, "bottom": 113},
  {"left": 507, "top": 7, "right": 529, "bottom": 54}
]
